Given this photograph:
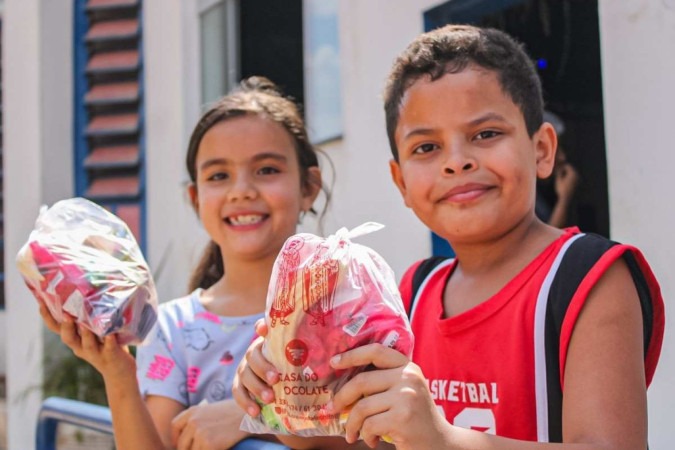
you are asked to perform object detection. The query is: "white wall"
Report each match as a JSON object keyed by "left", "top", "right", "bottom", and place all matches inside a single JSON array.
[
  {"left": 3, "top": 0, "right": 73, "bottom": 446},
  {"left": 332, "top": 0, "right": 445, "bottom": 278},
  {"left": 144, "top": 0, "right": 207, "bottom": 302},
  {"left": 599, "top": 1, "right": 675, "bottom": 448}
]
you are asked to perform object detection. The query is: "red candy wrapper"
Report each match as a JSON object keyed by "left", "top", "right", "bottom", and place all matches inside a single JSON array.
[
  {"left": 16, "top": 197, "right": 158, "bottom": 345},
  {"left": 240, "top": 222, "right": 413, "bottom": 437}
]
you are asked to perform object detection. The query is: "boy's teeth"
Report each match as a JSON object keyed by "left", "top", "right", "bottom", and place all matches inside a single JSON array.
[{"left": 230, "top": 214, "right": 264, "bottom": 226}]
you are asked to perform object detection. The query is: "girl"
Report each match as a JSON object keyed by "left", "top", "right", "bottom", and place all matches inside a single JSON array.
[{"left": 39, "top": 76, "right": 326, "bottom": 449}]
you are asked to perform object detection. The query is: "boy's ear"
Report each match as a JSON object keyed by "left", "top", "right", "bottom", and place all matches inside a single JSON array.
[
  {"left": 187, "top": 183, "right": 199, "bottom": 213},
  {"left": 389, "top": 159, "right": 411, "bottom": 207},
  {"left": 301, "top": 166, "right": 322, "bottom": 212},
  {"left": 534, "top": 122, "right": 557, "bottom": 179}
]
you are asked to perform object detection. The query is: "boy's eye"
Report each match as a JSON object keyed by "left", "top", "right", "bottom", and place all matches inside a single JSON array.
[
  {"left": 258, "top": 166, "right": 281, "bottom": 175},
  {"left": 474, "top": 130, "right": 501, "bottom": 140},
  {"left": 412, "top": 143, "right": 438, "bottom": 154}
]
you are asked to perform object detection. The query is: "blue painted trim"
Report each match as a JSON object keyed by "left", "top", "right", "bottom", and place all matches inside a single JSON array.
[
  {"left": 431, "top": 232, "right": 455, "bottom": 258},
  {"left": 36, "top": 397, "right": 290, "bottom": 450},
  {"left": 73, "top": 0, "right": 147, "bottom": 255},
  {"left": 73, "top": 0, "right": 90, "bottom": 197}
]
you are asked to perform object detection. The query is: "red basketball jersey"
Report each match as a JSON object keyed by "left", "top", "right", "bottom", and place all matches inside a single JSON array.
[{"left": 400, "top": 229, "right": 664, "bottom": 442}]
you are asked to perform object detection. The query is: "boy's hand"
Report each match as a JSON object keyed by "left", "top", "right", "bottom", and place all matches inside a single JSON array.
[
  {"left": 37, "top": 298, "right": 136, "bottom": 381},
  {"left": 171, "top": 399, "right": 248, "bottom": 450},
  {"left": 232, "top": 319, "right": 280, "bottom": 417},
  {"left": 328, "top": 344, "right": 448, "bottom": 450}
]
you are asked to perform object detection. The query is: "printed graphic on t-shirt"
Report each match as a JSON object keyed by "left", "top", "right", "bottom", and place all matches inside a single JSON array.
[
  {"left": 220, "top": 350, "right": 234, "bottom": 365},
  {"left": 183, "top": 327, "right": 213, "bottom": 351},
  {"left": 187, "top": 366, "right": 201, "bottom": 393},
  {"left": 208, "top": 380, "right": 228, "bottom": 401},
  {"left": 195, "top": 310, "right": 221, "bottom": 324},
  {"left": 146, "top": 355, "right": 175, "bottom": 381}
]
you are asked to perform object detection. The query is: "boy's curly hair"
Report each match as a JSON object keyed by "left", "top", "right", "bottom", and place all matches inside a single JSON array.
[{"left": 383, "top": 24, "right": 544, "bottom": 161}]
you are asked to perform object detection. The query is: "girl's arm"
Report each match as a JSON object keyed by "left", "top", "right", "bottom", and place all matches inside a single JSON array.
[
  {"left": 331, "top": 258, "right": 648, "bottom": 450},
  {"left": 39, "top": 301, "right": 182, "bottom": 450}
]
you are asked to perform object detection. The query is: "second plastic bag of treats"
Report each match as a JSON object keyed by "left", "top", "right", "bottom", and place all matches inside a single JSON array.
[{"left": 241, "top": 222, "right": 413, "bottom": 437}]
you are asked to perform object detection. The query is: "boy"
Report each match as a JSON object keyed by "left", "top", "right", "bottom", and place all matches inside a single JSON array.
[{"left": 233, "top": 25, "right": 664, "bottom": 449}]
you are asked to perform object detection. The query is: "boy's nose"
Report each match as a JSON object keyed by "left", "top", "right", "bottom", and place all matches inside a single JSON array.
[
  {"left": 444, "top": 162, "right": 476, "bottom": 174},
  {"left": 442, "top": 148, "right": 477, "bottom": 174}
]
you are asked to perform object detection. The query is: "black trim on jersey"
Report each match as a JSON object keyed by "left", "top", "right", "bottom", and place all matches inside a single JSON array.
[
  {"left": 544, "top": 234, "right": 616, "bottom": 442},
  {"left": 623, "top": 251, "right": 654, "bottom": 357},
  {"left": 408, "top": 256, "right": 450, "bottom": 316}
]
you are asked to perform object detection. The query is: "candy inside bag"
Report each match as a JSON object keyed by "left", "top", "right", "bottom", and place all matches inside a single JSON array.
[
  {"left": 16, "top": 197, "right": 158, "bottom": 345},
  {"left": 240, "top": 222, "right": 413, "bottom": 437}
]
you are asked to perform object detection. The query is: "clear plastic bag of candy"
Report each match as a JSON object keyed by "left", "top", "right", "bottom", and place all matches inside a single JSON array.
[
  {"left": 240, "top": 222, "right": 413, "bottom": 437},
  {"left": 16, "top": 197, "right": 158, "bottom": 345}
]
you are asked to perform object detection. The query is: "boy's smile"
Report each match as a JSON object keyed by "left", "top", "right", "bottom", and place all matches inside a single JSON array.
[{"left": 390, "top": 67, "right": 556, "bottom": 246}]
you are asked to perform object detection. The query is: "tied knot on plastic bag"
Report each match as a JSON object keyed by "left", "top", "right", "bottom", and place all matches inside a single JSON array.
[
  {"left": 16, "top": 197, "right": 158, "bottom": 345},
  {"left": 240, "top": 222, "right": 413, "bottom": 437}
]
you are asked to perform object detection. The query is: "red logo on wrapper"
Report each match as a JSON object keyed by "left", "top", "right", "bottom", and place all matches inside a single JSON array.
[{"left": 285, "top": 339, "right": 309, "bottom": 366}]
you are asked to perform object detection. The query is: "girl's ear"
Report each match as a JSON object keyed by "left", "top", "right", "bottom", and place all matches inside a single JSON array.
[
  {"left": 534, "top": 121, "right": 557, "bottom": 179},
  {"left": 188, "top": 183, "right": 199, "bottom": 213},
  {"left": 301, "top": 166, "right": 322, "bottom": 212}
]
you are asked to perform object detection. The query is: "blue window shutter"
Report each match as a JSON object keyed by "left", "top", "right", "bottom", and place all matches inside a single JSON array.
[{"left": 74, "top": 0, "right": 146, "bottom": 253}]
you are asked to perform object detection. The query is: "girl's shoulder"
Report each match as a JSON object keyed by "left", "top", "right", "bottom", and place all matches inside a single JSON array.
[{"left": 156, "top": 289, "right": 203, "bottom": 324}]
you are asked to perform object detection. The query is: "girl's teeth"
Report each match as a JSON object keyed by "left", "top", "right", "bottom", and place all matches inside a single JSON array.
[{"left": 230, "top": 215, "right": 263, "bottom": 226}]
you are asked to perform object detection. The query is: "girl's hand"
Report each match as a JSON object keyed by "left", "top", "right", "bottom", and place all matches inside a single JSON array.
[
  {"left": 37, "top": 298, "right": 136, "bottom": 381},
  {"left": 329, "top": 344, "right": 449, "bottom": 450},
  {"left": 232, "top": 319, "right": 279, "bottom": 417},
  {"left": 171, "top": 399, "right": 248, "bottom": 450}
]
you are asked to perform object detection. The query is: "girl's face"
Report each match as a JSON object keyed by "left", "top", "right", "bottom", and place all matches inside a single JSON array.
[
  {"left": 189, "top": 114, "right": 320, "bottom": 263},
  {"left": 390, "top": 68, "right": 556, "bottom": 246}
]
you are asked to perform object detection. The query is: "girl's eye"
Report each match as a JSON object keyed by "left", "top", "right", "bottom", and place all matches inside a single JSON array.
[
  {"left": 258, "top": 166, "right": 281, "bottom": 175},
  {"left": 474, "top": 130, "right": 501, "bottom": 140},
  {"left": 207, "top": 172, "right": 228, "bottom": 181},
  {"left": 412, "top": 143, "right": 438, "bottom": 155}
]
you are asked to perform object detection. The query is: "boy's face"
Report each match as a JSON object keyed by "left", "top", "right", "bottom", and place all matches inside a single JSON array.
[{"left": 389, "top": 67, "right": 556, "bottom": 245}]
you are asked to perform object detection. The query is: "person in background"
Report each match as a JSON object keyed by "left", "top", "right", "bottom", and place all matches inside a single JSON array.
[{"left": 536, "top": 111, "right": 580, "bottom": 228}]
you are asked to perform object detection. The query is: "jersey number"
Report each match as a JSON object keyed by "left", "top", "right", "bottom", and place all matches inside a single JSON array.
[{"left": 440, "top": 406, "right": 497, "bottom": 434}]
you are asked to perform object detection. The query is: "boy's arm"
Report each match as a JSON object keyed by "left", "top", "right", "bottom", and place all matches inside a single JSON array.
[{"left": 332, "top": 258, "right": 647, "bottom": 450}]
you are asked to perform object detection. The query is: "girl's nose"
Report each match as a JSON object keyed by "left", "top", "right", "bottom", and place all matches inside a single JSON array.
[{"left": 227, "top": 176, "right": 257, "bottom": 201}]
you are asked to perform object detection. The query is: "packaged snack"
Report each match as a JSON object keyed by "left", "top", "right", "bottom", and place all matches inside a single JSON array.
[
  {"left": 241, "top": 222, "right": 413, "bottom": 437},
  {"left": 16, "top": 197, "right": 158, "bottom": 345}
]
